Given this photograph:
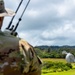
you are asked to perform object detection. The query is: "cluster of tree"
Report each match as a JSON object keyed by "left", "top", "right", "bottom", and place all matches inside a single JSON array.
[
  {"left": 34, "top": 45, "right": 75, "bottom": 58},
  {"left": 42, "top": 61, "right": 72, "bottom": 72}
]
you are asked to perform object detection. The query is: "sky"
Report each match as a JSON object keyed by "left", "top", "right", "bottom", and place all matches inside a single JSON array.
[{"left": 2, "top": 0, "right": 75, "bottom": 46}]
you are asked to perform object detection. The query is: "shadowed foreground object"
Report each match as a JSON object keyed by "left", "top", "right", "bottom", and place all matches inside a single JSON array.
[
  {"left": 0, "top": 0, "right": 42, "bottom": 75},
  {"left": 62, "top": 51, "right": 75, "bottom": 63},
  {"left": 0, "top": 31, "right": 42, "bottom": 75}
]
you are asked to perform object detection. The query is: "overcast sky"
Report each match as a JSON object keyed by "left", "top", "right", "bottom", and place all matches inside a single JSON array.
[{"left": 2, "top": 0, "right": 75, "bottom": 46}]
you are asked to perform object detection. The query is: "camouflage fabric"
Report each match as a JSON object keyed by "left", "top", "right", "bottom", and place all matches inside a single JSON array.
[{"left": 0, "top": 31, "right": 42, "bottom": 75}]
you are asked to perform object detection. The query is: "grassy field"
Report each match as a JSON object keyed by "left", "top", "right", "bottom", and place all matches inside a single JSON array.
[
  {"left": 42, "top": 58, "right": 75, "bottom": 75},
  {"left": 42, "top": 58, "right": 66, "bottom": 63},
  {"left": 42, "top": 69, "right": 75, "bottom": 75}
]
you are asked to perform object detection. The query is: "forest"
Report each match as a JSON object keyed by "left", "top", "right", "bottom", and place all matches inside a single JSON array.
[{"left": 34, "top": 45, "right": 75, "bottom": 58}]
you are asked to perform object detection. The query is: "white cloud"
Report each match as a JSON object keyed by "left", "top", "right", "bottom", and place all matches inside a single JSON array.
[
  {"left": 27, "top": 9, "right": 39, "bottom": 18},
  {"left": 57, "top": 5, "right": 67, "bottom": 16},
  {"left": 2, "top": 0, "right": 75, "bottom": 46}
]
